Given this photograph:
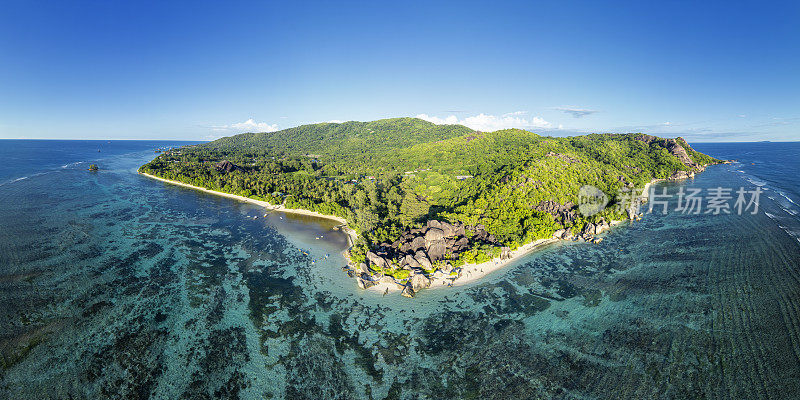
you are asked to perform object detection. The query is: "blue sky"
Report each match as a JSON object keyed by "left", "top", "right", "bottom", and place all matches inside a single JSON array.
[{"left": 1, "top": 0, "right": 798, "bottom": 141}]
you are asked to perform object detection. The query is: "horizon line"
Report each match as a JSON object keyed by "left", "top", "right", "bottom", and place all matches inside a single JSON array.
[{"left": 1, "top": 137, "right": 797, "bottom": 144}]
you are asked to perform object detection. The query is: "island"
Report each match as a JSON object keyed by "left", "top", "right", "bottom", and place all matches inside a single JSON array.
[{"left": 139, "top": 117, "right": 721, "bottom": 296}]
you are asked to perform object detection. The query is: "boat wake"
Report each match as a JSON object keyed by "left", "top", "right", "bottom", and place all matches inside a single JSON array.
[
  {"left": 61, "top": 161, "right": 86, "bottom": 169},
  {"left": 0, "top": 170, "right": 59, "bottom": 187}
]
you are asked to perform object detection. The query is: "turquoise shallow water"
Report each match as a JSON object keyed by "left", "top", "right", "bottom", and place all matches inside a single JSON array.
[{"left": 1, "top": 140, "right": 799, "bottom": 399}]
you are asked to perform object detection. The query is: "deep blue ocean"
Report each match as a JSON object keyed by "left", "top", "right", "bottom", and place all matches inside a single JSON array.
[{"left": 1, "top": 140, "right": 799, "bottom": 399}]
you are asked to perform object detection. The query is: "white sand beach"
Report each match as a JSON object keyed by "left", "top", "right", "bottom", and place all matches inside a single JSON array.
[
  {"left": 139, "top": 171, "right": 358, "bottom": 245},
  {"left": 143, "top": 171, "right": 665, "bottom": 295},
  {"left": 367, "top": 238, "right": 560, "bottom": 293},
  {"left": 449, "top": 238, "right": 559, "bottom": 286}
]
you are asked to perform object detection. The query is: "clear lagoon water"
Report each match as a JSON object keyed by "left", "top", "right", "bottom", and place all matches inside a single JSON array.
[{"left": 1, "top": 140, "right": 799, "bottom": 399}]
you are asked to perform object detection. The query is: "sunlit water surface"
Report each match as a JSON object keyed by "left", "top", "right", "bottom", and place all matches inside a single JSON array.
[{"left": 1, "top": 140, "right": 799, "bottom": 399}]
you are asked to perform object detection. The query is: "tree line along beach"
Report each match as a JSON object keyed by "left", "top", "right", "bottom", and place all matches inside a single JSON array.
[{"left": 138, "top": 118, "right": 722, "bottom": 297}]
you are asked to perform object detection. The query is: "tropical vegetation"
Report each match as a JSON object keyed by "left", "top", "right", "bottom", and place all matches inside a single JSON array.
[{"left": 139, "top": 117, "right": 720, "bottom": 267}]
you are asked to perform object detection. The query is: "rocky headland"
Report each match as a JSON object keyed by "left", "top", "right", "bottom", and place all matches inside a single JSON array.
[
  {"left": 138, "top": 119, "right": 723, "bottom": 298},
  {"left": 344, "top": 138, "right": 717, "bottom": 298}
]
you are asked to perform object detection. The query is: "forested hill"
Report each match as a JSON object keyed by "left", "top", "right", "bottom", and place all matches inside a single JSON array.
[
  {"left": 199, "top": 117, "right": 476, "bottom": 158},
  {"left": 140, "top": 117, "right": 721, "bottom": 286}
]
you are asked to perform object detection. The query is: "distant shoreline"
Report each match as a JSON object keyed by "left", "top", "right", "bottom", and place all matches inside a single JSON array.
[{"left": 138, "top": 171, "right": 358, "bottom": 246}]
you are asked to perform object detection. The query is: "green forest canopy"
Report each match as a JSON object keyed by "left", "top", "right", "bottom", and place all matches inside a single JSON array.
[{"left": 140, "top": 117, "right": 720, "bottom": 266}]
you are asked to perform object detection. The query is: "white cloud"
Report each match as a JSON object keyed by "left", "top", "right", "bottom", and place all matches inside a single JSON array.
[
  {"left": 416, "top": 114, "right": 460, "bottom": 125},
  {"left": 554, "top": 107, "right": 598, "bottom": 118},
  {"left": 416, "top": 112, "right": 550, "bottom": 131},
  {"left": 204, "top": 133, "right": 225, "bottom": 140},
  {"left": 210, "top": 118, "right": 279, "bottom": 133},
  {"left": 230, "top": 118, "right": 279, "bottom": 132}
]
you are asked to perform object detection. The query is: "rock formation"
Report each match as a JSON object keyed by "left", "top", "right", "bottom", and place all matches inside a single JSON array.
[
  {"left": 214, "top": 160, "right": 242, "bottom": 173},
  {"left": 534, "top": 200, "right": 577, "bottom": 226},
  {"left": 635, "top": 135, "right": 703, "bottom": 172},
  {"left": 409, "top": 273, "right": 431, "bottom": 291},
  {"left": 361, "top": 220, "right": 503, "bottom": 274}
]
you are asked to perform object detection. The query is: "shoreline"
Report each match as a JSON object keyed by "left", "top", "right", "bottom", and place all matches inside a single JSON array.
[
  {"left": 140, "top": 170, "right": 571, "bottom": 294},
  {"left": 367, "top": 238, "right": 561, "bottom": 293},
  {"left": 365, "top": 174, "right": 676, "bottom": 294},
  {"left": 138, "top": 171, "right": 358, "bottom": 246},
  {"left": 450, "top": 238, "right": 559, "bottom": 286},
  {"left": 142, "top": 166, "right": 711, "bottom": 296}
]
